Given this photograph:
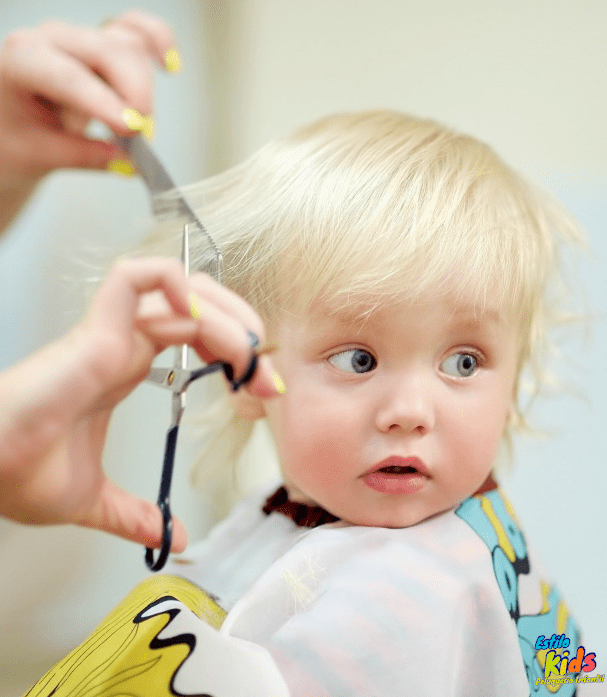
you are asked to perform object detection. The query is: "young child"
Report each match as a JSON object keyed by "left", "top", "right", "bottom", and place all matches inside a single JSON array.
[{"left": 26, "top": 110, "right": 597, "bottom": 697}]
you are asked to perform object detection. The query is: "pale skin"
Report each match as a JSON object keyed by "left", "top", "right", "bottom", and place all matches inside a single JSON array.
[
  {"left": 235, "top": 292, "right": 519, "bottom": 528},
  {"left": 0, "top": 12, "right": 282, "bottom": 548}
]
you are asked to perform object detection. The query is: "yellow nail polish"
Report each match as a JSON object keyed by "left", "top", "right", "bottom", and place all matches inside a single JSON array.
[
  {"left": 106, "top": 158, "right": 136, "bottom": 177},
  {"left": 164, "top": 47, "right": 181, "bottom": 73},
  {"left": 141, "top": 115, "right": 154, "bottom": 140},
  {"left": 122, "top": 107, "right": 144, "bottom": 130},
  {"left": 189, "top": 292, "right": 202, "bottom": 319},
  {"left": 121, "top": 108, "right": 154, "bottom": 140},
  {"left": 273, "top": 371, "right": 287, "bottom": 395}
]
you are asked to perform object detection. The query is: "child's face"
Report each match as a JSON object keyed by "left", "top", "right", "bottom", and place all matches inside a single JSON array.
[{"left": 263, "top": 293, "right": 519, "bottom": 527}]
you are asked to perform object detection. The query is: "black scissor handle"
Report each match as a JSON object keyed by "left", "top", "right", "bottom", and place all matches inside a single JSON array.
[
  {"left": 222, "top": 331, "right": 260, "bottom": 391},
  {"left": 144, "top": 332, "right": 260, "bottom": 572},
  {"left": 145, "top": 425, "right": 178, "bottom": 572}
]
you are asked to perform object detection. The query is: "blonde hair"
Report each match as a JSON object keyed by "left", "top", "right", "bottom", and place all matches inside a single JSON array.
[{"left": 143, "top": 110, "right": 585, "bottom": 485}]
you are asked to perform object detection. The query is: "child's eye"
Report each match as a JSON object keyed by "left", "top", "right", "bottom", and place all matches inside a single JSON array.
[
  {"left": 328, "top": 349, "right": 377, "bottom": 374},
  {"left": 440, "top": 352, "right": 480, "bottom": 378}
]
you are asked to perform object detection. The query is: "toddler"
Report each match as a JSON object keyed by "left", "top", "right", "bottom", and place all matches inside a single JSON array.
[{"left": 27, "top": 110, "right": 595, "bottom": 697}]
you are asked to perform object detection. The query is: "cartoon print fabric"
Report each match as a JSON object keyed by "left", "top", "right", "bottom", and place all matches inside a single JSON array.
[
  {"left": 456, "top": 490, "right": 599, "bottom": 696},
  {"left": 23, "top": 574, "right": 289, "bottom": 697}
]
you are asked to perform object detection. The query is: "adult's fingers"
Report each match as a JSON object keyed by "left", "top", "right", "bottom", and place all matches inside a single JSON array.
[
  {"left": 184, "top": 297, "right": 272, "bottom": 387},
  {"left": 138, "top": 270, "right": 281, "bottom": 397},
  {"left": 130, "top": 317, "right": 280, "bottom": 404},
  {"left": 74, "top": 258, "right": 194, "bottom": 397},
  {"left": 5, "top": 126, "right": 121, "bottom": 173},
  {"left": 39, "top": 20, "right": 155, "bottom": 119},
  {"left": 187, "top": 276, "right": 283, "bottom": 396},
  {"left": 103, "top": 9, "right": 178, "bottom": 72},
  {"left": 13, "top": 23, "right": 151, "bottom": 130},
  {"left": 91, "top": 257, "right": 282, "bottom": 399},
  {"left": 1, "top": 30, "right": 120, "bottom": 132},
  {"left": 77, "top": 478, "right": 188, "bottom": 552},
  {"left": 188, "top": 272, "right": 266, "bottom": 341},
  {"left": 1, "top": 13, "right": 177, "bottom": 138},
  {"left": 90, "top": 257, "right": 193, "bottom": 336}
]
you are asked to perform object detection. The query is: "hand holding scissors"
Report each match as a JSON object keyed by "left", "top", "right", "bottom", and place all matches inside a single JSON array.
[
  {"left": 0, "top": 12, "right": 284, "bottom": 552},
  {"left": 0, "top": 256, "right": 280, "bottom": 545},
  {"left": 142, "top": 224, "right": 264, "bottom": 571},
  {"left": 114, "top": 134, "right": 284, "bottom": 570}
]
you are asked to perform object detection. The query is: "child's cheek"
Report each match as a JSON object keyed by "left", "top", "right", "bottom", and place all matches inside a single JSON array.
[
  {"left": 446, "top": 398, "right": 505, "bottom": 487},
  {"left": 287, "top": 395, "right": 349, "bottom": 485}
]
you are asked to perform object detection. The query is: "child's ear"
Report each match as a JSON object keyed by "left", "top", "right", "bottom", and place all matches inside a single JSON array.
[{"left": 230, "top": 388, "right": 267, "bottom": 421}]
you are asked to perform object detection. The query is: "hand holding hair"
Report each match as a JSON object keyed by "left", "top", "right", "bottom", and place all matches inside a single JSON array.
[{"left": 0, "top": 9, "right": 178, "bottom": 232}]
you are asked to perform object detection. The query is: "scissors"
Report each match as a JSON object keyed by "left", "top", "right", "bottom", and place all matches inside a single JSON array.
[{"left": 116, "top": 134, "right": 260, "bottom": 571}]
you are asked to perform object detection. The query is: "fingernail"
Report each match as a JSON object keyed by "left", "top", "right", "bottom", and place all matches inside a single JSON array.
[
  {"left": 272, "top": 371, "right": 287, "bottom": 395},
  {"left": 121, "top": 108, "right": 154, "bottom": 140},
  {"left": 189, "top": 292, "right": 202, "bottom": 319},
  {"left": 106, "top": 158, "right": 136, "bottom": 177},
  {"left": 164, "top": 47, "right": 181, "bottom": 73}
]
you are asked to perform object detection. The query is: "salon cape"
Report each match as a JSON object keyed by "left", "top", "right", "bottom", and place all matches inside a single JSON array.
[{"left": 25, "top": 485, "right": 587, "bottom": 697}]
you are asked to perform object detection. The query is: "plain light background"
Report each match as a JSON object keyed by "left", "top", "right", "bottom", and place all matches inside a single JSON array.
[{"left": 0, "top": 1, "right": 605, "bottom": 694}]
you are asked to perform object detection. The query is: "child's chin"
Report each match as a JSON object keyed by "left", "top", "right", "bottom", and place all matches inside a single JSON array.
[{"left": 341, "top": 501, "right": 455, "bottom": 529}]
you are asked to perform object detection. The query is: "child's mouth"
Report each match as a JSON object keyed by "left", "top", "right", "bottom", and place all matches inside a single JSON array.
[
  {"left": 362, "top": 457, "right": 429, "bottom": 495},
  {"left": 378, "top": 465, "right": 418, "bottom": 474}
]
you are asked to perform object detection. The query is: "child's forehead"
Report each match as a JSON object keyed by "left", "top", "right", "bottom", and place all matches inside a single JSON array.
[{"left": 282, "top": 290, "right": 516, "bottom": 335}]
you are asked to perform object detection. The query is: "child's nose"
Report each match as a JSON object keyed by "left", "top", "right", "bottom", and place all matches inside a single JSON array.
[{"left": 374, "top": 372, "right": 435, "bottom": 435}]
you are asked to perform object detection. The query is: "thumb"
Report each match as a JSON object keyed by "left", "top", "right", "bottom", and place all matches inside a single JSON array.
[
  {"left": 26, "top": 129, "right": 121, "bottom": 172},
  {"left": 77, "top": 479, "right": 188, "bottom": 553}
]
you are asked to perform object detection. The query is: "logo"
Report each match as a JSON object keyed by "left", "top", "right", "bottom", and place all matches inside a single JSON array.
[{"left": 534, "top": 634, "right": 603, "bottom": 687}]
